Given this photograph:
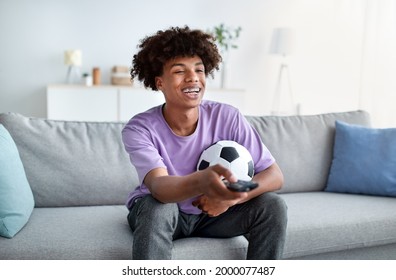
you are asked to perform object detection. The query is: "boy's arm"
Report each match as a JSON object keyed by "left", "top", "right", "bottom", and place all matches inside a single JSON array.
[{"left": 144, "top": 165, "right": 247, "bottom": 205}]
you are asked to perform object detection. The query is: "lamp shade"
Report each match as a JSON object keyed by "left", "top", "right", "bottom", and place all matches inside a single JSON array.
[
  {"left": 64, "top": 50, "right": 82, "bottom": 66},
  {"left": 269, "top": 28, "right": 294, "bottom": 56}
]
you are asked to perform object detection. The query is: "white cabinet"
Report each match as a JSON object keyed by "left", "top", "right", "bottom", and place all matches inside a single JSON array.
[
  {"left": 47, "top": 85, "right": 245, "bottom": 122},
  {"left": 47, "top": 86, "right": 118, "bottom": 122},
  {"left": 119, "top": 88, "right": 165, "bottom": 121},
  {"left": 47, "top": 85, "right": 164, "bottom": 122}
]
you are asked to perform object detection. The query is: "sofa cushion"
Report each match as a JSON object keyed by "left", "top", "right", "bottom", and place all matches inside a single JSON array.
[
  {"left": 0, "top": 125, "right": 34, "bottom": 238},
  {"left": 246, "top": 111, "right": 371, "bottom": 193},
  {"left": 326, "top": 121, "right": 396, "bottom": 196},
  {"left": 0, "top": 205, "right": 248, "bottom": 260},
  {"left": 281, "top": 192, "right": 396, "bottom": 259},
  {"left": 0, "top": 113, "right": 138, "bottom": 207},
  {"left": 0, "top": 206, "right": 133, "bottom": 259}
]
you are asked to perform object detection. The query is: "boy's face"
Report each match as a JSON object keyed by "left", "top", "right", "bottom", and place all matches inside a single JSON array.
[{"left": 155, "top": 55, "right": 206, "bottom": 110}]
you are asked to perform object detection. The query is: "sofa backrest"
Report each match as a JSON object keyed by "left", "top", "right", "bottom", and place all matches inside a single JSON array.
[
  {"left": 0, "top": 113, "right": 138, "bottom": 207},
  {"left": 0, "top": 110, "right": 371, "bottom": 207},
  {"left": 246, "top": 110, "right": 370, "bottom": 193}
]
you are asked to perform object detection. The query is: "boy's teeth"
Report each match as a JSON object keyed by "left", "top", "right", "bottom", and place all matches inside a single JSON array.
[{"left": 183, "top": 88, "right": 199, "bottom": 93}]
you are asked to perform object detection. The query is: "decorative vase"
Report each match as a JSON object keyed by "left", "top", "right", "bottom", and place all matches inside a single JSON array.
[
  {"left": 83, "top": 75, "right": 93, "bottom": 86},
  {"left": 92, "top": 67, "right": 101, "bottom": 85}
]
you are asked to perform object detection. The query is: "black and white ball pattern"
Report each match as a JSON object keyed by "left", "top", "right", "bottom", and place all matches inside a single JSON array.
[{"left": 197, "top": 140, "right": 254, "bottom": 180}]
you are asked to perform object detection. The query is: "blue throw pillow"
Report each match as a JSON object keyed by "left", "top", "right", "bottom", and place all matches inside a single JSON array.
[
  {"left": 326, "top": 121, "right": 396, "bottom": 196},
  {"left": 0, "top": 124, "right": 34, "bottom": 238}
]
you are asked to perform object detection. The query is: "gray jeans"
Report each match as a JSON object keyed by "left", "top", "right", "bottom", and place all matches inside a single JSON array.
[{"left": 127, "top": 192, "right": 288, "bottom": 260}]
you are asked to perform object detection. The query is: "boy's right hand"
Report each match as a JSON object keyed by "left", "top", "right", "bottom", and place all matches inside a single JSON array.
[{"left": 193, "top": 164, "right": 248, "bottom": 216}]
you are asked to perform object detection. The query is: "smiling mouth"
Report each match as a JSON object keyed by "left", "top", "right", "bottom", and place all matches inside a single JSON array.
[{"left": 182, "top": 87, "right": 201, "bottom": 96}]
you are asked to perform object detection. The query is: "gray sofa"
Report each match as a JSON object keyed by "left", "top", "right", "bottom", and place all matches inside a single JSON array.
[{"left": 1, "top": 110, "right": 396, "bottom": 260}]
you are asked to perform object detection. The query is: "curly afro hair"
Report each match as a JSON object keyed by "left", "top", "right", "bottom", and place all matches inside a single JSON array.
[{"left": 131, "top": 26, "right": 222, "bottom": 91}]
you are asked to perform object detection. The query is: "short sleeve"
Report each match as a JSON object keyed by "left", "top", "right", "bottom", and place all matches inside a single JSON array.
[{"left": 122, "top": 121, "right": 167, "bottom": 185}]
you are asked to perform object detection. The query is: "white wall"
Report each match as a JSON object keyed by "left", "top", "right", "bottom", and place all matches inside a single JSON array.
[
  {"left": 1, "top": 0, "right": 396, "bottom": 126},
  {"left": 0, "top": 0, "right": 275, "bottom": 117}
]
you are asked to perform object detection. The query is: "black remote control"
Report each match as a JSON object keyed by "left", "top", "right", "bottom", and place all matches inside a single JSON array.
[{"left": 224, "top": 180, "right": 259, "bottom": 192}]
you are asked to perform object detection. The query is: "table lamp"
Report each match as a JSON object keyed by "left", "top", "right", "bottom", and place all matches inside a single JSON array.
[{"left": 64, "top": 49, "right": 82, "bottom": 84}]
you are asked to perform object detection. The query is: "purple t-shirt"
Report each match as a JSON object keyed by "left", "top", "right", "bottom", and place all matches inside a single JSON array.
[{"left": 122, "top": 100, "right": 275, "bottom": 214}]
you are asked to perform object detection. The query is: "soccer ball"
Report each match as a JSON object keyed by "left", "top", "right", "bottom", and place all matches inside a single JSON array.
[{"left": 197, "top": 140, "right": 254, "bottom": 180}]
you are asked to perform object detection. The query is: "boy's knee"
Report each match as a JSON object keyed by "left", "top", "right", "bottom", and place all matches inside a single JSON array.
[
  {"left": 268, "top": 193, "right": 287, "bottom": 214},
  {"left": 137, "top": 195, "right": 179, "bottom": 220},
  {"left": 254, "top": 193, "right": 288, "bottom": 222}
]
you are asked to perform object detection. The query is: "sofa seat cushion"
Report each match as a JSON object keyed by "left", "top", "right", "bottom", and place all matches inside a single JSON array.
[
  {"left": 0, "top": 205, "right": 248, "bottom": 260},
  {"left": 281, "top": 192, "right": 396, "bottom": 259},
  {"left": 0, "top": 206, "right": 133, "bottom": 260}
]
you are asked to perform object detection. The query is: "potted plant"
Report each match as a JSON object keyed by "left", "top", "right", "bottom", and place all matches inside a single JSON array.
[
  {"left": 82, "top": 73, "right": 93, "bottom": 86},
  {"left": 209, "top": 23, "right": 242, "bottom": 88}
]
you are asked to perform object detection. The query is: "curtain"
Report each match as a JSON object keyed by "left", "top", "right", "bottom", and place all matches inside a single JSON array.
[{"left": 357, "top": 0, "right": 396, "bottom": 127}]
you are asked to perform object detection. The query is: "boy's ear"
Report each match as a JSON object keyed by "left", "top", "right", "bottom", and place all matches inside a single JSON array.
[{"left": 155, "top": 77, "right": 163, "bottom": 90}]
